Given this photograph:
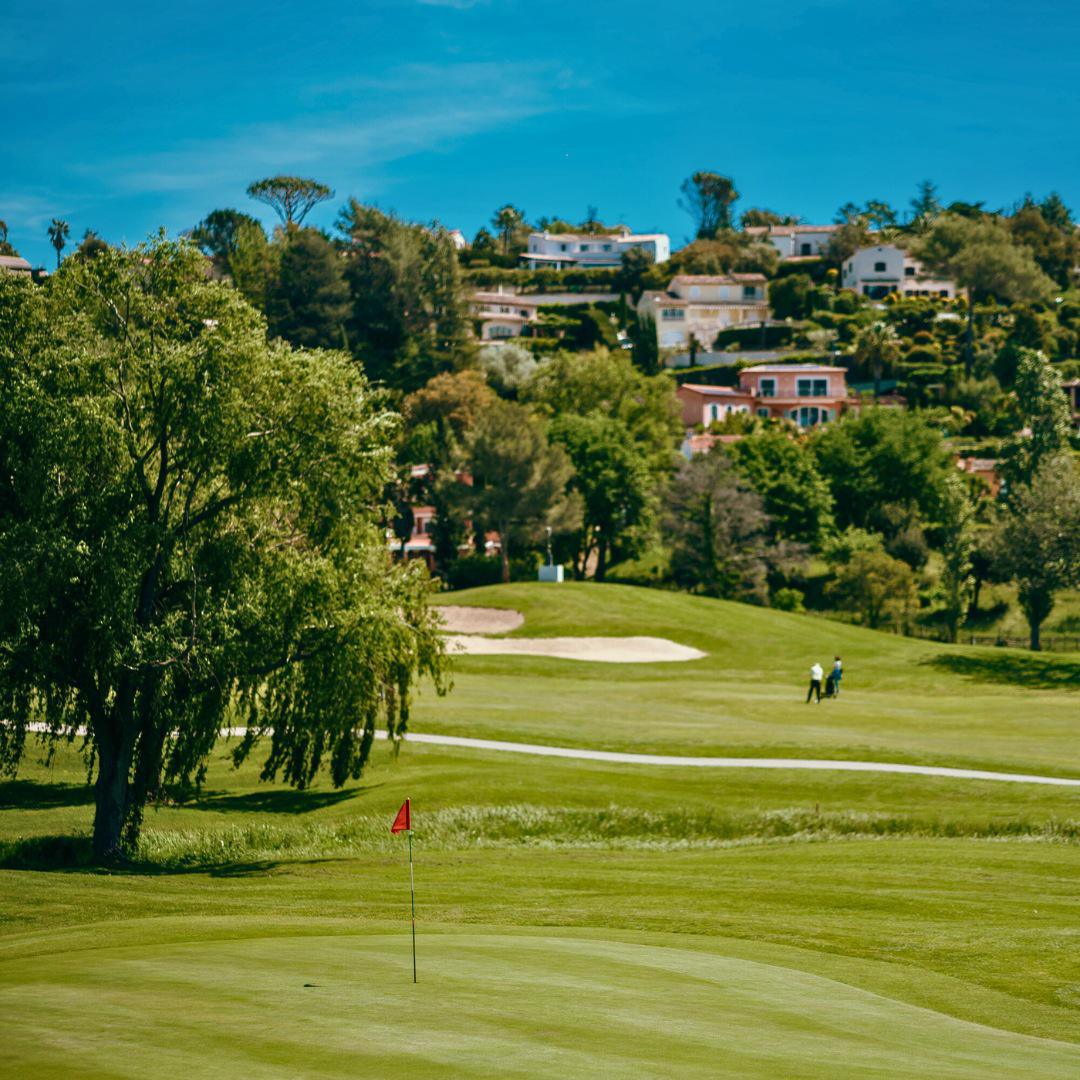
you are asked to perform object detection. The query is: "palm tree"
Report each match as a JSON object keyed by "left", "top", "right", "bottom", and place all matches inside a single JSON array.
[
  {"left": 47, "top": 218, "right": 70, "bottom": 268},
  {"left": 854, "top": 321, "right": 901, "bottom": 400},
  {"left": 491, "top": 205, "right": 525, "bottom": 256}
]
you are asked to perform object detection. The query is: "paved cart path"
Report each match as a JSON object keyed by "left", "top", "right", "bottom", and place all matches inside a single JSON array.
[{"left": 373, "top": 731, "right": 1080, "bottom": 787}]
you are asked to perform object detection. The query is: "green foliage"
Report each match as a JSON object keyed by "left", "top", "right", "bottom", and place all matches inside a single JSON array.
[
  {"left": 825, "top": 535, "right": 917, "bottom": 629},
  {"left": 265, "top": 227, "right": 349, "bottom": 350},
  {"left": 227, "top": 219, "right": 277, "bottom": 312},
  {"left": 998, "top": 349, "right": 1074, "bottom": 493},
  {"left": 1008, "top": 196, "right": 1079, "bottom": 284},
  {"left": 740, "top": 207, "right": 797, "bottom": 228},
  {"left": 74, "top": 229, "right": 109, "bottom": 260},
  {"left": 993, "top": 456, "right": 1080, "bottom": 649},
  {"left": 937, "top": 472, "right": 976, "bottom": 643},
  {"left": 478, "top": 343, "right": 541, "bottom": 397},
  {"left": 528, "top": 348, "right": 681, "bottom": 478},
  {"left": 337, "top": 200, "right": 473, "bottom": 392},
  {"left": 403, "top": 370, "right": 497, "bottom": 573},
  {"left": 679, "top": 171, "right": 739, "bottom": 238},
  {"left": 914, "top": 213, "right": 1055, "bottom": 373},
  {"left": 549, "top": 414, "right": 654, "bottom": 580},
  {"left": 770, "top": 586, "right": 805, "bottom": 612},
  {"left": 190, "top": 209, "right": 264, "bottom": 270},
  {"left": 491, "top": 204, "right": 528, "bottom": 256},
  {"left": 467, "top": 400, "right": 576, "bottom": 582},
  {"left": 46, "top": 217, "right": 69, "bottom": 268},
  {"left": 246, "top": 176, "right": 333, "bottom": 225},
  {"left": 813, "top": 409, "right": 952, "bottom": 531},
  {"left": 0, "top": 239, "right": 446, "bottom": 860},
  {"left": 768, "top": 273, "right": 814, "bottom": 320},
  {"left": 729, "top": 430, "right": 835, "bottom": 545},
  {"left": 667, "top": 236, "right": 779, "bottom": 277},
  {"left": 853, "top": 321, "right": 901, "bottom": 396},
  {"left": 664, "top": 452, "right": 781, "bottom": 602}
]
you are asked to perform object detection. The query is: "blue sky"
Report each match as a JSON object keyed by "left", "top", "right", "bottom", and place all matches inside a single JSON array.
[{"left": 5, "top": 1, "right": 1079, "bottom": 266}]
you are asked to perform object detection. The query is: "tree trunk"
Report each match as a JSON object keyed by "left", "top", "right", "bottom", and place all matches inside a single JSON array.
[
  {"left": 595, "top": 534, "right": 608, "bottom": 582},
  {"left": 92, "top": 717, "right": 136, "bottom": 861},
  {"left": 1029, "top": 616, "right": 1041, "bottom": 652},
  {"left": 499, "top": 523, "right": 510, "bottom": 584},
  {"left": 968, "top": 576, "right": 981, "bottom": 620},
  {"left": 964, "top": 287, "right": 975, "bottom": 379}
]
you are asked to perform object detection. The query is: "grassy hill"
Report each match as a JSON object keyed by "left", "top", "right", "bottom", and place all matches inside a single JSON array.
[
  {"left": 1, "top": 583, "right": 1078, "bottom": 1076},
  {"left": 426, "top": 582, "right": 1079, "bottom": 775}
]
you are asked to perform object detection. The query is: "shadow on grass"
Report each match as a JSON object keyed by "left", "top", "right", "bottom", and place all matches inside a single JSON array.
[
  {"left": 921, "top": 652, "right": 1080, "bottom": 690},
  {"left": 0, "top": 834, "right": 302, "bottom": 877},
  {"left": 0, "top": 779, "right": 94, "bottom": 811},
  {"left": 192, "top": 786, "right": 372, "bottom": 814}
]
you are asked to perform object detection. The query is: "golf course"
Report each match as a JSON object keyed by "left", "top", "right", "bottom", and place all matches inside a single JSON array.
[{"left": 2, "top": 582, "right": 1079, "bottom": 1078}]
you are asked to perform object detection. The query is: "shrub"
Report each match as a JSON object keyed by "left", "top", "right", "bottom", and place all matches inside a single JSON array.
[{"left": 771, "top": 587, "right": 805, "bottom": 612}]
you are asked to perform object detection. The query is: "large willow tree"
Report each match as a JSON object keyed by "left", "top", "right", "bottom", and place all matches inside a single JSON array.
[{"left": 0, "top": 237, "right": 446, "bottom": 860}]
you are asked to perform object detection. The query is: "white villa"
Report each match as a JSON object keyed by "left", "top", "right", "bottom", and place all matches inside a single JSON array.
[
  {"left": 521, "top": 228, "right": 670, "bottom": 270},
  {"left": 637, "top": 274, "right": 769, "bottom": 355},
  {"left": 471, "top": 286, "right": 541, "bottom": 340},
  {"left": 842, "top": 245, "right": 958, "bottom": 300},
  {"left": 744, "top": 224, "right": 839, "bottom": 260}
]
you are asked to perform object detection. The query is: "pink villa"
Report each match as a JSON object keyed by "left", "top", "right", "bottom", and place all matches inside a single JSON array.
[{"left": 678, "top": 363, "right": 853, "bottom": 431}]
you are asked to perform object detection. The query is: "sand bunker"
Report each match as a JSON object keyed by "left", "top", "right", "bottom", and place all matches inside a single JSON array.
[
  {"left": 445, "top": 634, "right": 705, "bottom": 664},
  {"left": 436, "top": 605, "right": 525, "bottom": 634},
  {"left": 435, "top": 604, "right": 705, "bottom": 663}
]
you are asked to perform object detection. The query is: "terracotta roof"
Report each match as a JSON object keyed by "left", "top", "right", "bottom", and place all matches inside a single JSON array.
[
  {"left": 0, "top": 255, "right": 32, "bottom": 272},
  {"left": 670, "top": 273, "right": 767, "bottom": 285},
  {"left": 679, "top": 384, "right": 753, "bottom": 397},
  {"left": 745, "top": 224, "right": 839, "bottom": 236},
  {"left": 741, "top": 364, "right": 846, "bottom": 373}
]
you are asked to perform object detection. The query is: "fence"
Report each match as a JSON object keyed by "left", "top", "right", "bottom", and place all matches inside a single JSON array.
[{"left": 904, "top": 625, "right": 1080, "bottom": 653}]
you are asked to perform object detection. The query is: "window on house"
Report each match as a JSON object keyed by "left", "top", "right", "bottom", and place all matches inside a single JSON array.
[
  {"left": 603, "top": 244, "right": 612, "bottom": 251},
  {"left": 743, "top": 285, "right": 759, "bottom": 300},
  {"left": 797, "top": 378, "right": 829, "bottom": 396},
  {"left": 874, "top": 261, "right": 887, "bottom": 272},
  {"left": 800, "top": 242, "right": 812, "bottom": 256},
  {"left": 489, "top": 325, "right": 514, "bottom": 338},
  {"left": 580, "top": 244, "right": 590, "bottom": 251},
  {"left": 757, "top": 406, "right": 770, "bottom": 418},
  {"left": 798, "top": 406, "right": 822, "bottom": 427},
  {"left": 709, "top": 404, "right": 720, "bottom": 421},
  {"left": 661, "top": 308, "right": 685, "bottom": 320},
  {"left": 759, "top": 378, "right": 776, "bottom": 398},
  {"left": 560, "top": 244, "right": 568, "bottom": 251},
  {"left": 904, "top": 266, "right": 916, "bottom": 276}
]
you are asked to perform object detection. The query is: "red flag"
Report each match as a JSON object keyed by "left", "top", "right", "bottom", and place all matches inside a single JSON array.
[{"left": 391, "top": 798, "right": 411, "bottom": 834}]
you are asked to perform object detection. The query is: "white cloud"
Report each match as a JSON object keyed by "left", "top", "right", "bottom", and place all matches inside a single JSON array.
[
  {"left": 417, "top": 0, "right": 491, "bottom": 8},
  {"left": 86, "top": 61, "right": 587, "bottom": 197}
]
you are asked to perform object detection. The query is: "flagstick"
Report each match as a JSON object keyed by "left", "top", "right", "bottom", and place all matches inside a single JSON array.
[{"left": 408, "top": 828, "right": 417, "bottom": 984}]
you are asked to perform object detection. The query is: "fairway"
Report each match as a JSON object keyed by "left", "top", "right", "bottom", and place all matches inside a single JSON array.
[
  {"left": 2, "top": 583, "right": 1079, "bottom": 1078},
  {"left": 4, "top": 930, "right": 1079, "bottom": 1079}
]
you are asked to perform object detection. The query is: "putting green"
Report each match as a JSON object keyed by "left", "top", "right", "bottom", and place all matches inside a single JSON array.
[{"left": 3, "top": 931, "right": 1078, "bottom": 1079}]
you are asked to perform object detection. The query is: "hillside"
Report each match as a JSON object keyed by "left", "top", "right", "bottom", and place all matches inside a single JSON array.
[{"left": 425, "top": 582, "right": 1080, "bottom": 776}]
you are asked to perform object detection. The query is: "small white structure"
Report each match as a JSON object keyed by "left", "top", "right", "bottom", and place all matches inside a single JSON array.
[
  {"left": 637, "top": 274, "right": 769, "bottom": 356},
  {"left": 744, "top": 224, "right": 839, "bottom": 260},
  {"left": 447, "top": 229, "right": 468, "bottom": 250},
  {"left": 842, "top": 245, "right": 957, "bottom": 300},
  {"left": 522, "top": 228, "right": 670, "bottom": 270}
]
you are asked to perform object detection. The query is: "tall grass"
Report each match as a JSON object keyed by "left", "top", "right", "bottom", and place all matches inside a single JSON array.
[{"left": 4, "top": 806, "right": 1077, "bottom": 871}]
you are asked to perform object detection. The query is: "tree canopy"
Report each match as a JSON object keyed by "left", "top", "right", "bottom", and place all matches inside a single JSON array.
[
  {"left": 679, "top": 172, "right": 739, "bottom": 238},
  {"left": 0, "top": 238, "right": 445, "bottom": 861},
  {"left": 246, "top": 176, "right": 334, "bottom": 226}
]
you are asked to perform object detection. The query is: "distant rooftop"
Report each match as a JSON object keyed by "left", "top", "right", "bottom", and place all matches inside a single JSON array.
[{"left": 744, "top": 224, "right": 839, "bottom": 236}]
